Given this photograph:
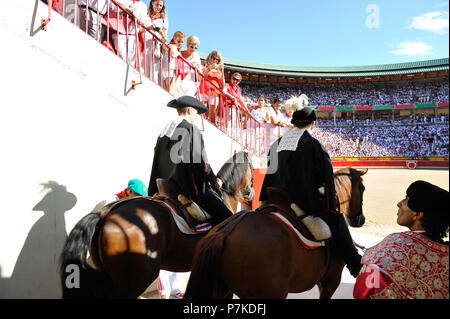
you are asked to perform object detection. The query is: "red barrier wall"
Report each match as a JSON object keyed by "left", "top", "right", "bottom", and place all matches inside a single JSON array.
[
  {"left": 332, "top": 159, "right": 449, "bottom": 168},
  {"left": 252, "top": 168, "right": 267, "bottom": 210}
]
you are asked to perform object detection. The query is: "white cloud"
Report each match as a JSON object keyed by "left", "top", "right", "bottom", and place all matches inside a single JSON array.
[
  {"left": 407, "top": 11, "right": 449, "bottom": 34},
  {"left": 390, "top": 41, "right": 433, "bottom": 56},
  {"left": 435, "top": 2, "right": 449, "bottom": 9}
]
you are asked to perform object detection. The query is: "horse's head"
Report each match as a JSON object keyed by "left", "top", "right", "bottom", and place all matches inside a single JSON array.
[
  {"left": 217, "top": 151, "right": 254, "bottom": 202},
  {"left": 239, "top": 157, "right": 254, "bottom": 202},
  {"left": 334, "top": 167, "right": 367, "bottom": 228}
]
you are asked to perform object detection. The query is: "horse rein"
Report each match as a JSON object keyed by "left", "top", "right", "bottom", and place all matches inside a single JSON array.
[
  {"left": 334, "top": 171, "right": 364, "bottom": 222},
  {"left": 335, "top": 184, "right": 367, "bottom": 252},
  {"left": 337, "top": 192, "right": 364, "bottom": 224}
]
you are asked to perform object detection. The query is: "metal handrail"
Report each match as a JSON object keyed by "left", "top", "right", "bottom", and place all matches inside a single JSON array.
[{"left": 41, "top": 0, "right": 275, "bottom": 156}]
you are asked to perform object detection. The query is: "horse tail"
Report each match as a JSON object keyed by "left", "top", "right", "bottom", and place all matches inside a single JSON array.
[
  {"left": 184, "top": 212, "right": 249, "bottom": 299},
  {"left": 59, "top": 212, "right": 112, "bottom": 298}
]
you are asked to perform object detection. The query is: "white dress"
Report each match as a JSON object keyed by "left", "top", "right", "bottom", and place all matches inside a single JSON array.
[
  {"left": 143, "top": 14, "right": 169, "bottom": 81},
  {"left": 249, "top": 108, "right": 270, "bottom": 156}
]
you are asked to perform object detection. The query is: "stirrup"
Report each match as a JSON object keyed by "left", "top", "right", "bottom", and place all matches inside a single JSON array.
[{"left": 178, "top": 194, "right": 212, "bottom": 222}]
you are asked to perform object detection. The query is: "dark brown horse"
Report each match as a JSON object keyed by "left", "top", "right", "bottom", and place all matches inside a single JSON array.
[
  {"left": 59, "top": 151, "right": 253, "bottom": 298},
  {"left": 184, "top": 167, "right": 367, "bottom": 299}
]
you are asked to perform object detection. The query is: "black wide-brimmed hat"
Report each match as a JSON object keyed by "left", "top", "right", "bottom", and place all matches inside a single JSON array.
[
  {"left": 406, "top": 180, "right": 449, "bottom": 215},
  {"left": 291, "top": 107, "right": 317, "bottom": 127},
  {"left": 167, "top": 96, "right": 208, "bottom": 114}
]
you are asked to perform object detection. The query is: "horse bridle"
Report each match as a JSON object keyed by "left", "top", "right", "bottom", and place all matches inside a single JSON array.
[
  {"left": 334, "top": 172, "right": 365, "bottom": 223},
  {"left": 337, "top": 195, "right": 363, "bottom": 224},
  {"left": 240, "top": 164, "right": 254, "bottom": 201},
  {"left": 220, "top": 163, "right": 254, "bottom": 201},
  {"left": 221, "top": 180, "right": 254, "bottom": 201}
]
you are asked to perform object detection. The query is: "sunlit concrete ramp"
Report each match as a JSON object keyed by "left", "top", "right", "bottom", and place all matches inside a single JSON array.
[{"left": 0, "top": 0, "right": 244, "bottom": 298}]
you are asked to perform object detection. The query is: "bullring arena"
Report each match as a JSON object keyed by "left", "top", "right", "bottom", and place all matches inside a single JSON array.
[{"left": 0, "top": 1, "right": 448, "bottom": 301}]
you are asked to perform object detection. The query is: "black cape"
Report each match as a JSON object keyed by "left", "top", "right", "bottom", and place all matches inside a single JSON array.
[
  {"left": 259, "top": 130, "right": 336, "bottom": 216},
  {"left": 148, "top": 119, "right": 216, "bottom": 199}
]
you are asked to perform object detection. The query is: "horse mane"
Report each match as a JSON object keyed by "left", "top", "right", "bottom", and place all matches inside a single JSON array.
[
  {"left": 334, "top": 167, "right": 356, "bottom": 201},
  {"left": 217, "top": 151, "right": 252, "bottom": 194}
]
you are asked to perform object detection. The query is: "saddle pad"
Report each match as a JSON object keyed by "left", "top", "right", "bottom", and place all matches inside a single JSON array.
[
  {"left": 271, "top": 213, "right": 326, "bottom": 249},
  {"left": 152, "top": 199, "right": 212, "bottom": 234}
]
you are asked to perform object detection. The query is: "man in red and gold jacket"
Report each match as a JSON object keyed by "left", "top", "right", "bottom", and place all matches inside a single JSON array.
[{"left": 354, "top": 181, "right": 449, "bottom": 299}]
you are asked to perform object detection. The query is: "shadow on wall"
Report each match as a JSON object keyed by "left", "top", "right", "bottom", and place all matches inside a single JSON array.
[{"left": 0, "top": 181, "right": 77, "bottom": 298}]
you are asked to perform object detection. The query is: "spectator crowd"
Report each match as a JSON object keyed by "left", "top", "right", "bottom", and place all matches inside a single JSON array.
[
  {"left": 241, "top": 79, "right": 449, "bottom": 107},
  {"left": 45, "top": 0, "right": 449, "bottom": 159},
  {"left": 311, "top": 122, "right": 449, "bottom": 157},
  {"left": 250, "top": 104, "right": 449, "bottom": 157}
]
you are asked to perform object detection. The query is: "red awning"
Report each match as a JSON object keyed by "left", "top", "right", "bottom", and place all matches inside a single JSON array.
[
  {"left": 395, "top": 104, "right": 414, "bottom": 109},
  {"left": 355, "top": 106, "right": 373, "bottom": 111}
]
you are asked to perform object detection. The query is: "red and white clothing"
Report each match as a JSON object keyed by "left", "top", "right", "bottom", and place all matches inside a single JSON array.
[
  {"left": 223, "top": 83, "right": 245, "bottom": 139},
  {"left": 51, "top": 0, "right": 64, "bottom": 14},
  {"left": 175, "top": 51, "right": 202, "bottom": 82},
  {"left": 266, "top": 106, "right": 284, "bottom": 148},
  {"left": 223, "top": 83, "right": 244, "bottom": 109},
  {"left": 148, "top": 11, "right": 169, "bottom": 35},
  {"left": 79, "top": 0, "right": 109, "bottom": 15},
  {"left": 282, "top": 113, "right": 293, "bottom": 135},
  {"left": 249, "top": 108, "right": 270, "bottom": 156},
  {"left": 283, "top": 113, "right": 293, "bottom": 125},
  {"left": 353, "top": 231, "right": 449, "bottom": 299},
  {"left": 157, "top": 270, "right": 190, "bottom": 299},
  {"left": 163, "top": 51, "right": 202, "bottom": 97},
  {"left": 79, "top": 0, "right": 110, "bottom": 40},
  {"left": 268, "top": 106, "right": 285, "bottom": 125},
  {"left": 142, "top": 11, "right": 168, "bottom": 79},
  {"left": 198, "top": 69, "right": 224, "bottom": 106},
  {"left": 161, "top": 39, "right": 181, "bottom": 80},
  {"left": 105, "top": 0, "right": 149, "bottom": 68},
  {"left": 114, "top": 189, "right": 128, "bottom": 200}
]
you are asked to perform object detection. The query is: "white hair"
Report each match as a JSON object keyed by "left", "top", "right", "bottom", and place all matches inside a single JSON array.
[{"left": 284, "top": 94, "right": 309, "bottom": 113}]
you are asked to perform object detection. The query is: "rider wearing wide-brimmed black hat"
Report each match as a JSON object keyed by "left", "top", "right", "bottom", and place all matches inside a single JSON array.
[
  {"left": 260, "top": 96, "right": 363, "bottom": 277},
  {"left": 148, "top": 96, "right": 233, "bottom": 226}
]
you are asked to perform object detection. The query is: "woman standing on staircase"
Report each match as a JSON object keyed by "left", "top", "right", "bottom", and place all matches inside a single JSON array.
[
  {"left": 142, "top": 0, "right": 169, "bottom": 81},
  {"left": 198, "top": 50, "right": 226, "bottom": 125}
]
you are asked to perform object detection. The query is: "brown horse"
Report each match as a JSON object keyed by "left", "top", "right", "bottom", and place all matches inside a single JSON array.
[
  {"left": 184, "top": 167, "right": 367, "bottom": 299},
  {"left": 59, "top": 151, "right": 253, "bottom": 298}
]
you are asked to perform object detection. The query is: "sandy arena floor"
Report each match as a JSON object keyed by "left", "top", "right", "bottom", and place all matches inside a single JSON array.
[{"left": 349, "top": 168, "right": 449, "bottom": 238}]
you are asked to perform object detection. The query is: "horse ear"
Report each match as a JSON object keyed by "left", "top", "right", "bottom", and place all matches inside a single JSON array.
[{"left": 357, "top": 168, "right": 368, "bottom": 176}]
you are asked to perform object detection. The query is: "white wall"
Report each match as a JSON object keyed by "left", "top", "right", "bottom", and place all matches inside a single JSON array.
[{"left": 0, "top": 0, "right": 243, "bottom": 298}]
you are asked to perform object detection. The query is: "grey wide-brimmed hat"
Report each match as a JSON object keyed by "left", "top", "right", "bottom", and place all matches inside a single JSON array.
[{"left": 167, "top": 96, "right": 208, "bottom": 114}]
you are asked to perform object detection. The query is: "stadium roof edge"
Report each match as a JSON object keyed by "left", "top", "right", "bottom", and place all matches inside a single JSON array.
[{"left": 199, "top": 55, "right": 449, "bottom": 77}]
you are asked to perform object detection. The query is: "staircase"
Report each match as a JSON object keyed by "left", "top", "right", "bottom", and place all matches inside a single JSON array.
[{"left": 0, "top": 0, "right": 253, "bottom": 298}]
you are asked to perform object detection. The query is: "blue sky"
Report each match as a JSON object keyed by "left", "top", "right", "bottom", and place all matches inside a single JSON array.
[{"left": 142, "top": 0, "right": 449, "bottom": 67}]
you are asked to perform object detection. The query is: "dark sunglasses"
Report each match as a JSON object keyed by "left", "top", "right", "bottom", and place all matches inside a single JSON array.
[
  {"left": 211, "top": 57, "right": 220, "bottom": 62},
  {"left": 232, "top": 78, "right": 241, "bottom": 82},
  {"left": 190, "top": 45, "right": 198, "bottom": 50}
]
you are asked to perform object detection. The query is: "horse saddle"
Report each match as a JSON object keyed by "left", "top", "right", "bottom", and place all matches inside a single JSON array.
[
  {"left": 154, "top": 179, "right": 212, "bottom": 233},
  {"left": 257, "top": 187, "right": 331, "bottom": 245}
]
